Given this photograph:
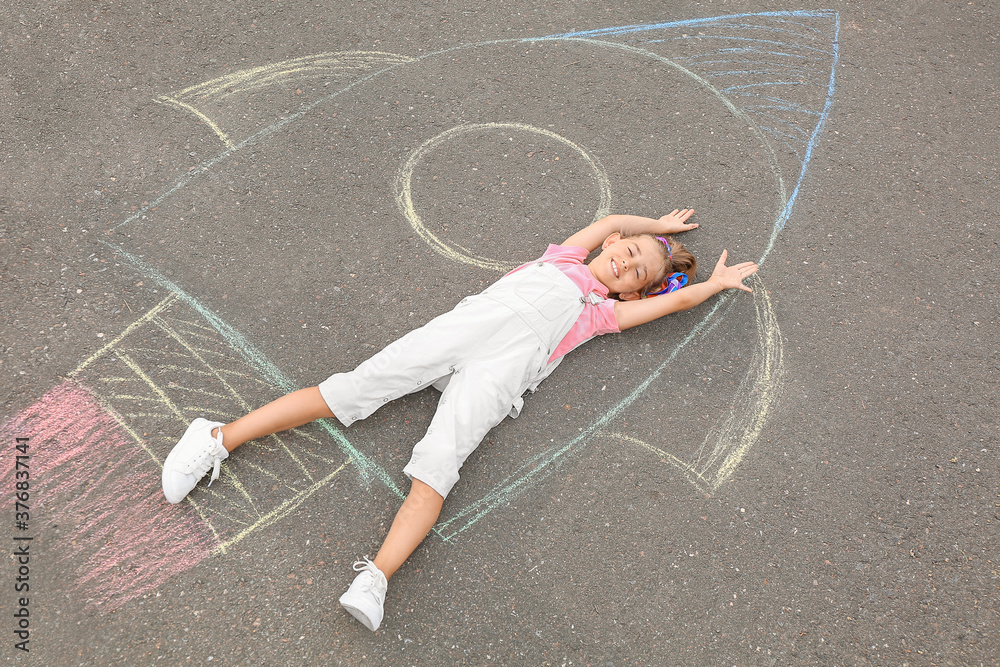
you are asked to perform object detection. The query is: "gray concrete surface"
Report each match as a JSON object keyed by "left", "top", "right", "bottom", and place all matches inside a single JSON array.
[{"left": 1, "top": 1, "right": 997, "bottom": 665}]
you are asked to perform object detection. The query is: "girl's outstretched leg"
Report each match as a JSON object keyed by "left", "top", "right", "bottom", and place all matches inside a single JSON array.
[
  {"left": 339, "top": 479, "right": 444, "bottom": 631},
  {"left": 217, "top": 387, "right": 334, "bottom": 452},
  {"left": 375, "top": 479, "right": 444, "bottom": 579},
  {"left": 162, "top": 387, "right": 335, "bottom": 503}
]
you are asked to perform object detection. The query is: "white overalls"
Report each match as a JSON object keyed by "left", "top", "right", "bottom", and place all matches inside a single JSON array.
[{"left": 319, "top": 260, "right": 598, "bottom": 498}]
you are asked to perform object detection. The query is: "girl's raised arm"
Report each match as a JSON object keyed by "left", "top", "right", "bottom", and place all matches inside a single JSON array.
[
  {"left": 613, "top": 250, "right": 758, "bottom": 330},
  {"left": 562, "top": 209, "right": 697, "bottom": 251}
]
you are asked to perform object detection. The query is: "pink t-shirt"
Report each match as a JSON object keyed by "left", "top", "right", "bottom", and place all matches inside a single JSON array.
[{"left": 508, "top": 244, "right": 620, "bottom": 361}]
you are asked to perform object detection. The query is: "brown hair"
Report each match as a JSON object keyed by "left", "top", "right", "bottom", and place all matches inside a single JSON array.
[{"left": 621, "top": 233, "right": 697, "bottom": 297}]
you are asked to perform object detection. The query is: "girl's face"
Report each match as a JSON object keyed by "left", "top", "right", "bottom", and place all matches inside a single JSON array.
[{"left": 587, "top": 234, "right": 666, "bottom": 299}]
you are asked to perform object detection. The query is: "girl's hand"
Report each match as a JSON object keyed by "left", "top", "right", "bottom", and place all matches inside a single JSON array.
[
  {"left": 708, "top": 249, "right": 758, "bottom": 292},
  {"left": 614, "top": 248, "right": 757, "bottom": 329},
  {"left": 563, "top": 209, "right": 696, "bottom": 252},
  {"left": 656, "top": 208, "right": 698, "bottom": 234}
]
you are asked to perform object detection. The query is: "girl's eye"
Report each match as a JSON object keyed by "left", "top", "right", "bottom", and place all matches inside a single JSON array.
[{"left": 628, "top": 248, "right": 633, "bottom": 257}]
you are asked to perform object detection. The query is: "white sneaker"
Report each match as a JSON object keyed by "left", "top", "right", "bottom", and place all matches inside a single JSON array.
[
  {"left": 161, "top": 418, "right": 229, "bottom": 504},
  {"left": 339, "top": 558, "right": 388, "bottom": 631}
]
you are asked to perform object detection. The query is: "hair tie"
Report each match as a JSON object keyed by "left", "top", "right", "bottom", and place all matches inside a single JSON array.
[
  {"left": 656, "top": 236, "right": 672, "bottom": 259},
  {"left": 646, "top": 272, "right": 689, "bottom": 298}
]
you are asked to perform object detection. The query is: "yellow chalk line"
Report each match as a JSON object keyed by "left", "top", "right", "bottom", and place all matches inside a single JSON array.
[
  {"left": 109, "top": 393, "right": 178, "bottom": 402},
  {"left": 71, "top": 294, "right": 177, "bottom": 376},
  {"left": 167, "top": 316, "right": 216, "bottom": 331},
  {"left": 122, "top": 412, "right": 190, "bottom": 420},
  {"left": 182, "top": 407, "right": 241, "bottom": 421},
  {"left": 68, "top": 264, "right": 352, "bottom": 551},
  {"left": 156, "top": 97, "right": 236, "bottom": 149},
  {"left": 167, "top": 325, "right": 234, "bottom": 344},
  {"left": 396, "top": 122, "right": 612, "bottom": 272},
  {"left": 159, "top": 363, "right": 276, "bottom": 388},
  {"left": 163, "top": 386, "right": 230, "bottom": 401},
  {"left": 163, "top": 342, "right": 231, "bottom": 359},
  {"left": 158, "top": 51, "right": 417, "bottom": 149},
  {"left": 73, "top": 293, "right": 352, "bottom": 542},
  {"left": 151, "top": 317, "right": 257, "bottom": 416},
  {"left": 153, "top": 315, "right": 315, "bottom": 484},
  {"left": 112, "top": 350, "right": 186, "bottom": 420},
  {"left": 285, "top": 427, "right": 343, "bottom": 466},
  {"left": 211, "top": 458, "right": 352, "bottom": 555},
  {"left": 126, "top": 345, "right": 192, "bottom": 358},
  {"left": 173, "top": 51, "right": 413, "bottom": 99},
  {"left": 601, "top": 276, "right": 783, "bottom": 494},
  {"left": 108, "top": 349, "right": 256, "bottom": 520},
  {"left": 67, "top": 378, "right": 224, "bottom": 545},
  {"left": 604, "top": 433, "right": 714, "bottom": 493},
  {"left": 217, "top": 65, "right": 359, "bottom": 98},
  {"left": 713, "top": 279, "right": 784, "bottom": 487},
  {"left": 225, "top": 456, "right": 290, "bottom": 485}
]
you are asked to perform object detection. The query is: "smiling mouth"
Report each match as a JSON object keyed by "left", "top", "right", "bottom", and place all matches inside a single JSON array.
[{"left": 611, "top": 259, "right": 620, "bottom": 278}]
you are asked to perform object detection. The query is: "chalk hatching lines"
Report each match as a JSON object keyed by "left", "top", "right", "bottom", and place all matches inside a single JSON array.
[
  {"left": 722, "top": 81, "right": 817, "bottom": 93},
  {"left": 155, "top": 52, "right": 417, "bottom": 151},
  {"left": 550, "top": 10, "right": 838, "bottom": 193},
  {"left": 548, "top": 10, "right": 837, "bottom": 39},
  {"left": 712, "top": 281, "right": 784, "bottom": 486},
  {"left": 686, "top": 279, "right": 784, "bottom": 488},
  {"left": 101, "top": 240, "right": 402, "bottom": 501},
  {"left": 656, "top": 35, "right": 835, "bottom": 58},
  {"left": 706, "top": 67, "right": 822, "bottom": 78},
  {"left": 113, "top": 54, "right": 417, "bottom": 233},
  {"left": 68, "top": 293, "right": 357, "bottom": 553},
  {"left": 213, "top": 458, "right": 352, "bottom": 556},
  {"left": 170, "top": 52, "right": 413, "bottom": 100},
  {"left": 151, "top": 314, "right": 317, "bottom": 483}
]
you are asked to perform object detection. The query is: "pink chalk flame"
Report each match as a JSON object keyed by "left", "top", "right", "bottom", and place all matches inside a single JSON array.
[{"left": 1, "top": 380, "right": 217, "bottom": 610}]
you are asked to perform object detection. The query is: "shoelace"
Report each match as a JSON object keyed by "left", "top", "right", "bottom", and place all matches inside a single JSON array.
[
  {"left": 352, "top": 558, "right": 384, "bottom": 591},
  {"left": 208, "top": 456, "right": 223, "bottom": 486},
  {"left": 192, "top": 431, "right": 225, "bottom": 487}
]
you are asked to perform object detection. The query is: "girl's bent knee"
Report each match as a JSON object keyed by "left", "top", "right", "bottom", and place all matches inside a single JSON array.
[{"left": 408, "top": 479, "right": 445, "bottom": 505}]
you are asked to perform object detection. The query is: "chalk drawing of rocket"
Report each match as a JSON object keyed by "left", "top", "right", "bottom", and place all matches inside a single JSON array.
[{"left": 1, "top": 10, "right": 837, "bottom": 610}]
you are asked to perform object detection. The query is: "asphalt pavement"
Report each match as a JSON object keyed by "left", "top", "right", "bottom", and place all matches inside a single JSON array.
[{"left": 1, "top": 1, "right": 997, "bottom": 665}]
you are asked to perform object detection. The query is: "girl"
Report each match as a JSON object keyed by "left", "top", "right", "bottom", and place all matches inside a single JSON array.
[{"left": 161, "top": 208, "right": 758, "bottom": 631}]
